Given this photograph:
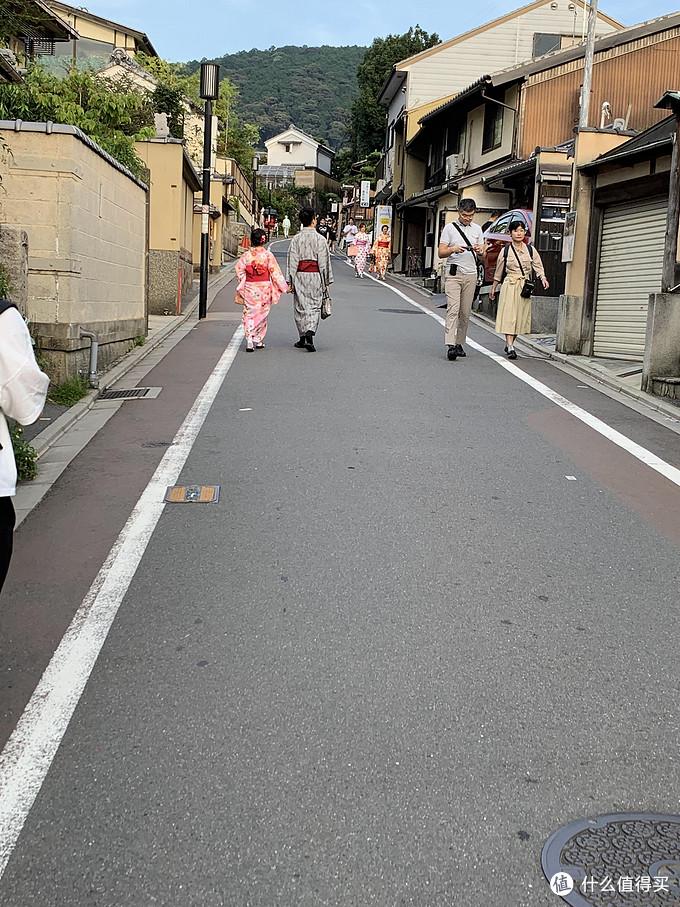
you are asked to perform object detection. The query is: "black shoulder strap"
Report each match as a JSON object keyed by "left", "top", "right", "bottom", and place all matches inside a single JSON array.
[
  {"left": 511, "top": 243, "right": 526, "bottom": 277},
  {"left": 501, "top": 244, "right": 510, "bottom": 282},
  {"left": 0, "top": 299, "right": 17, "bottom": 316},
  {"left": 452, "top": 222, "right": 476, "bottom": 259}
]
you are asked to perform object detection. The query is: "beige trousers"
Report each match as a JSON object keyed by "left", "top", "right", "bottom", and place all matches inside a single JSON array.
[{"left": 444, "top": 272, "right": 477, "bottom": 346}]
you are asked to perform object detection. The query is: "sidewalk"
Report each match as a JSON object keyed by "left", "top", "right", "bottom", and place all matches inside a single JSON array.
[{"left": 14, "top": 264, "right": 237, "bottom": 527}]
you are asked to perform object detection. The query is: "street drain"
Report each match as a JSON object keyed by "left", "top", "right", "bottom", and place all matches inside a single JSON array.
[
  {"left": 164, "top": 485, "right": 220, "bottom": 504},
  {"left": 99, "top": 387, "right": 161, "bottom": 400},
  {"left": 542, "top": 812, "right": 680, "bottom": 904}
]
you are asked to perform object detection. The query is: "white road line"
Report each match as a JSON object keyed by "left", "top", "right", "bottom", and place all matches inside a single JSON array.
[
  {"left": 375, "top": 277, "right": 680, "bottom": 490},
  {"left": 0, "top": 323, "right": 245, "bottom": 881}
]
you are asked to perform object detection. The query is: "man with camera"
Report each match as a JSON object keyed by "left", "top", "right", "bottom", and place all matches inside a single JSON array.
[{"left": 437, "top": 198, "right": 487, "bottom": 361}]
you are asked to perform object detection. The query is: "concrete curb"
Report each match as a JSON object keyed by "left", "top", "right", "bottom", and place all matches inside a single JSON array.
[
  {"left": 470, "top": 312, "right": 680, "bottom": 424},
  {"left": 32, "top": 265, "right": 237, "bottom": 459}
]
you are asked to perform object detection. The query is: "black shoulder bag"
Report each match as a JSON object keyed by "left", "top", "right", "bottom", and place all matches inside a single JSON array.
[{"left": 452, "top": 223, "right": 485, "bottom": 299}]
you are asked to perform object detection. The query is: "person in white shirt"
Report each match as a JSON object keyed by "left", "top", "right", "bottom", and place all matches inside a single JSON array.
[
  {"left": 0, "top": 301, "right": 49, "bottom": 594},
  {"left": 437, "top": 199, "right": 487, "bottom": 361},
  {"left": 342, "top": 219, "right": 358, "bottom": 258},
  {"left": 282, "top": 215, "right": 291, "bottom": 238}
]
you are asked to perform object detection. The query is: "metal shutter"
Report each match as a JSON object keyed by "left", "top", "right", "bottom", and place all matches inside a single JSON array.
[{"left": 593, "top": 197, "right": 666, "bottom": 360}]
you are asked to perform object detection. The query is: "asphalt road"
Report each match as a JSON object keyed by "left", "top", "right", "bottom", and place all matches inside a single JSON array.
[{"left": 1, "top": 244, "right": 679, "bottom": 906}]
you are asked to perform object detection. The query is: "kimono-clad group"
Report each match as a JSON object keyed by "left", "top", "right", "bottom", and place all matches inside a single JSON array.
[
  {"left": 341, "top": 219, "right": 392, "bottom": 280},
  {"left": 235, "top": 208, "right": 332, "bottom": 353}
]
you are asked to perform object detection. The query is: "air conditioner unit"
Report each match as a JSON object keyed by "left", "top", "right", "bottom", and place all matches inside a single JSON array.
[{"left": 446, "top": 153, "right": 464, "bottom": 180}]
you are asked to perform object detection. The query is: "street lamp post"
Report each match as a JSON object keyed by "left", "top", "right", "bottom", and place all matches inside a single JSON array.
[{"left": 199, "top": 62, "right": 220, "bottom": 320}]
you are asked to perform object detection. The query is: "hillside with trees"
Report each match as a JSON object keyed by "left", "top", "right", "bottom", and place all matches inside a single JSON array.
[
  {"left": 183, "top": 45, "right": 366, "bottom": 149},
  {"left": 351, "top": 26, "right": 439, "bottom": 158}
]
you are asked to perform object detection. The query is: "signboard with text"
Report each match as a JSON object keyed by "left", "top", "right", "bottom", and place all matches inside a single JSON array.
[
  {"left": 360, "top": 180, "right": 371, "bottom": 208},
  {"left": 376, "top": 205, "right": 392, "bottom": 232}
]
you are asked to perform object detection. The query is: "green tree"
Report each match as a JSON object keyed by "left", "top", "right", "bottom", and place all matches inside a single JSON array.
[
  {"left": 0, "top": 66, "right": 155, "bottom": 178},
  {"left": 351, "top": 26, "right": 439, "bottom": 158},
  {"left": 152, "top": 83, "right": 185, "bottom": 138},
  {"left": 135, "top": 53, "right": 259, "bottom": 174},
  {"left": 182, "top": 45, "right": 366, "bottom": 149}
]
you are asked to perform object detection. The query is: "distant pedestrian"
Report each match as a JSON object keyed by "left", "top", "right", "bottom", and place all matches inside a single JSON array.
[
  {"left": 328, "top": 220, "right": 337, "bottom": 253},
  {"left": 353, "top": 223, "right": 371, "bottom": 278},
  {"left": 482, "top": 210, "right": 503, "bottom": 233},
  {"left": 438, "top": 199, "right": 487, "bottom": 361},
  {"left": 317, "top": 218, "right": 330, "bottom": 243},
  {"left": 235, "top": 228, "right": 289, "bottom": 352},
  {"left": 282, "top": 215, "right": 291, "bottom": 238},
  {"left": 343, "top": 219, "right": 358, "bottom": 258},
  {"left": 287, "top": 207, "right": 333, "bottom": 352},
  {"left": 0, "top": 299, "right": 49, "bottom": 595},
  {"left": 371, "top": 225, "right": 391, "bottom": 280},
  {"left": 489, "top": 220, "right": 548, "bottom": 359}
]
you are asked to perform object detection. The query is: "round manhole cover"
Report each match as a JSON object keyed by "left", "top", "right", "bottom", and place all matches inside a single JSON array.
[{"left": 542, "top": 813, "right": 680, "bottom": 905}]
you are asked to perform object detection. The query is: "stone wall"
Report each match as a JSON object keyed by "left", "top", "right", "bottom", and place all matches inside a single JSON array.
[
  {"left": 0, "top": 225, "right": 28, "bottom": 312},
  {"left": 148, "top": 248, "right": 195, "bottom": 315},
  {"left": 0, "top": 123, "right": 148, "bottom": 380}
]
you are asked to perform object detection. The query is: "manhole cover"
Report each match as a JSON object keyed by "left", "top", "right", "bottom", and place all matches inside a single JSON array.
[
  {"left": 542, "top": 813, "right": 680, "bottom": 905},
  {"left": 164, "top": 485, "right": 220, "bottom": 504}
]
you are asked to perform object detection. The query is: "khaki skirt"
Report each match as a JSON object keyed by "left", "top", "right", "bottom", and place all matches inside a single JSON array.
[{"left": 495, "top": 274, "right": 531, "bottom": 335}]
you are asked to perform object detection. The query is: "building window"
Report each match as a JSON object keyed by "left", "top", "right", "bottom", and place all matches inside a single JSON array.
[
  {"left": 39, "top": 38, "right": 76, "bottom": 75},
  {"left": 75, "top": 37, "right": 115, "bottom": 69},
  {"left": 448, "top": 121, "right": 467, "bottom": 155},
  {"left": 482, "top": 102, "right": 503, "bottom": 153},
  {"left": 533, "top": 33, "right": 561, "bottom": 57}
]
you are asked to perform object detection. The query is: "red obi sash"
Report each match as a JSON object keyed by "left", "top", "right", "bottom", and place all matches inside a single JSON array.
[
  {"left": 297, "top": 260, "right": 320, "bottom": 273},
  {"left": 378, "top": 241, "right": 390, "bottom": 248},
  {"left": 245, "top": 262, "right": 269, "bottom": 282}
]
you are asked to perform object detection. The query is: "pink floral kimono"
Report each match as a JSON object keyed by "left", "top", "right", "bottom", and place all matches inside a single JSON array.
[{"left": 235, "top": 246, "right": 288, "bottom": 347}]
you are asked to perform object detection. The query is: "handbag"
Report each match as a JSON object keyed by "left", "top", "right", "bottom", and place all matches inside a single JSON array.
[
  {"left": 321, "top": 286, "right": 332, "bottom": 319},
  {"left": 510, "top": 245, "right": 536, "bottom": 298},
  {"left": 234, "top": 290, "right": 245, "bottom": 305},
  {"left": 347, "top": 244, "right": 358, "bottom": 256}
]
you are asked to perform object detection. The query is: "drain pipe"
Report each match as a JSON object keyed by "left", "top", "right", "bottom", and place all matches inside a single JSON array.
[{"left": 79, "top": 327, "right": 99, "bottom": 388}]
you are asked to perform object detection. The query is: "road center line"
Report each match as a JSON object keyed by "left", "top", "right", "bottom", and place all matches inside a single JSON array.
[
  {"left": 0, "top": 324, "right": 245, "bottom": 882},
  {"left": 373, "top": 273, "right": 680, "bottom": 490}
]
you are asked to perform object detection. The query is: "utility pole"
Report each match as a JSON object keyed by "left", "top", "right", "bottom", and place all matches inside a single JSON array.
[
  {"left": 579, "top": 0, "right": 598, "bottom": 129},
  {"left": 655, "top": 93, "right": 680, "bottom": 292}
]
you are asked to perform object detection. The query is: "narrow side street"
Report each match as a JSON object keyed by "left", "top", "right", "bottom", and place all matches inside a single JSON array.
[{"left": 0, "top": 247, "right": 679, "bottom": 906}]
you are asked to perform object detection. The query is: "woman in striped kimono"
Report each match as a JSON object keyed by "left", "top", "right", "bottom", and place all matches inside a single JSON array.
[
  {"left": 235, "top": 228, "right": 289, "bottom": 352},
  {"left": 287, "top": 207, "right": 333, "bottom": 352}
]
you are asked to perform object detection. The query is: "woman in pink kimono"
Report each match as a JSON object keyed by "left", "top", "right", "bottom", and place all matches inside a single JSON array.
[
  {"left": 235, "top": 228, "right": 289, "bottom": 351},
  {"left": 353, "top": 222, "right": 371, "bottom": 278}
]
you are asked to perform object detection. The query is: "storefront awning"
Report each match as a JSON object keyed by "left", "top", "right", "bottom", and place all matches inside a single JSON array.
[{"left": 397, "top": 182, "right": 455, "bottom": 211}]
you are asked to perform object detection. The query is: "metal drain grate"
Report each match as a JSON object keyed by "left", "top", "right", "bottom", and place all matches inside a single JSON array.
[
  {"left": 99, "top": 387, "right": 160, "bottom": 400},
  {"left": 542, "top": 812, "right": 680, "bottom": 904}
]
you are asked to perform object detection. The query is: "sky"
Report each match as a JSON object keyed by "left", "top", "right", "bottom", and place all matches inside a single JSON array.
[{"left": 83, "top": 0, "right": 676, "bottom": 61}]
